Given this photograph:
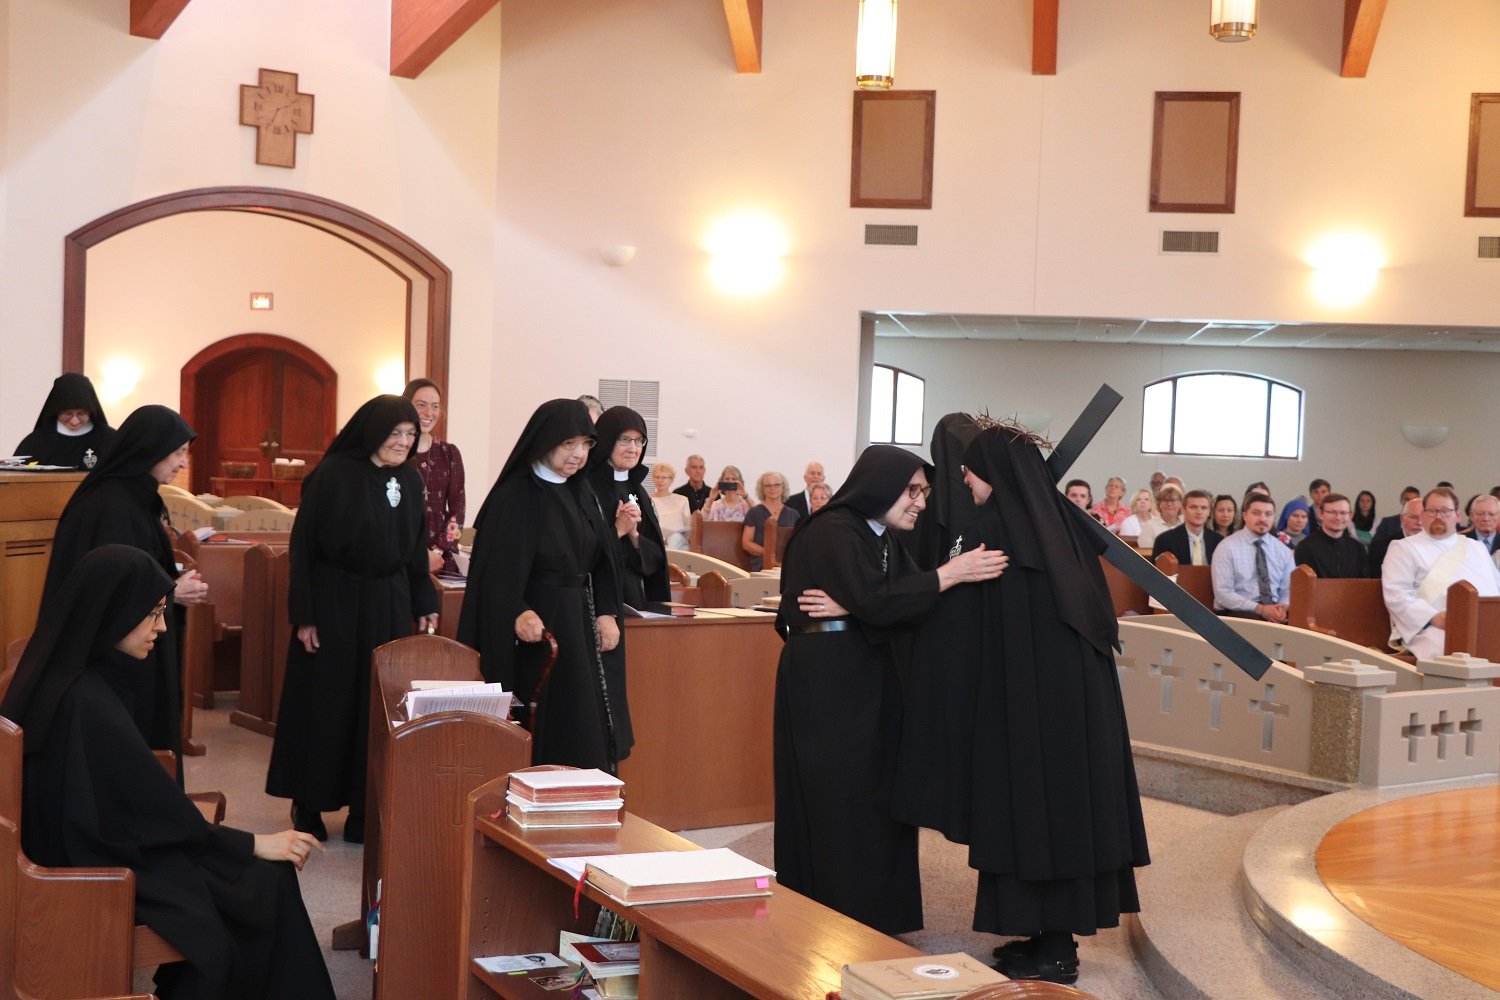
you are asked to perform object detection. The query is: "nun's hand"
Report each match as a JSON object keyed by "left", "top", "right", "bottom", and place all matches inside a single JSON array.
[
  {"left": 596, "top": 615, "right": 620, "bottom": 652},
  {"left": 798, "top": 589, "right": 848, "bottom": 618},
  {"left": 936, "top": 543, "right": 1008, "bottom": 591},
  {"left": 174, "top": 569, "right": 209, "bottom": 606},
  {"left": 427, "top": 548, "right": 445, "bottom": 573},
  {"left": 297, "top": 625, "right": 320, "bottom": 653},
  {"left": 515, "top": 610, "right": 545, "bottom": 643},
  {"left": 416, "top": 614, "right": 438, "bottom": 635},
  {"left": 614, "top": 500, "right": 641, "bottom": 539},
  {"left": 254, "top": 830, "right": 324, "bottom": 870}
]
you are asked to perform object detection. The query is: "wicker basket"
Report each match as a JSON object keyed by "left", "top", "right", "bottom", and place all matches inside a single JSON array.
[
  {"left": 220, "top": 461, "right": 257, "bottom": 479},
  {"left": 271, "top": 462, "right": 309, "bottom": 481}
]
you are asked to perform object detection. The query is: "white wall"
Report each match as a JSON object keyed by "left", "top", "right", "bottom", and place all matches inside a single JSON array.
[
  {"left": 874, "top": 334, "right": 1498, "bottom": 515},
  {"left": 83, "top": 211, "right": 405, "bottom": 427},
  {"left": 489, "top": 0, "right": 1500, "bottom": 493},
  {"left": 0, "top": 0, "right": 501, "bottom": 481}
]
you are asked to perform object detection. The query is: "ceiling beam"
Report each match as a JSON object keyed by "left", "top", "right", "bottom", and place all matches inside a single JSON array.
[
  {"left": 390, "top": 0, "right": 502, "bottom": 79},
  {"left": 129, "top": 0, "right": 192, "bottom": 39},
  {"left": 1032, "top": 0, "right": 1059, "bottom": 76},
  {"left": 722, "top": 0, "right": 763, "bottom": 74},
  {"left": 1340, "top": 0, "right": 1387, "bottom": 78}
]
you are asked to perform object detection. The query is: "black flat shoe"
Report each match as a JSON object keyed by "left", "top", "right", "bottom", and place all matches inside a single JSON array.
[
  {"left": 291, "top": 803, "right": 327, "bottom": 842},
  {"left": 991, "top": 935, "right": 1040, "bottom": 960},
  {"left": 994, "top": 951, "right": 1080, "bottom": 985},
  {"left": 343, "top": 814, "right": 364, "bottom": 844}
]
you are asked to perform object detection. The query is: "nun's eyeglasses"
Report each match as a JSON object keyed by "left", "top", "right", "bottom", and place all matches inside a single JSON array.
[
  {"left": 905, "top": 484, "right": 934, "bottom": 500},
  {"left": 150, "top": 603, "right": 169, "bottom": 622},
  {"left": 617, "top": 436, "right": 646, "bottom": 448}
]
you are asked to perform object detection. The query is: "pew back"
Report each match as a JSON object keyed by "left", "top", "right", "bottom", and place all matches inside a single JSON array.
[
  {"left": 1101, "top": 556, "right": 1150, "bottom": 616},
  {"left": 1152, "top": 552, "right": 1213, "bottom": 611},
  {"left": 1286, "top": 565, "right": 1393, "bottom": 653},
  {"left": 1444, "top": 580, "right": 1500, "bottom": 659},
  {"left": 689, "top": 511, "right": 753, "bottom": 571}
]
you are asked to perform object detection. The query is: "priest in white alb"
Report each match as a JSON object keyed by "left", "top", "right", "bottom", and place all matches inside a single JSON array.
[{"left": 1382, "top": 487, "right": 1500, "bottom": 660}]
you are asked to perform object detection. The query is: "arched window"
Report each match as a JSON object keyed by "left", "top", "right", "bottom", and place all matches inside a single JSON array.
[
  {"left": 870, "top": 364, "right": 925, "bottom": 446},
  {"left": 1141, "top": 372, "right": 1303, "bottom": 459}
]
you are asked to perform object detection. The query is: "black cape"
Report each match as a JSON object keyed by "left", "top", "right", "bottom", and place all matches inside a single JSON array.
[
  {"left": 773, "top": 445, "right": 940, "bottom": 934},
  {"left": 265, "top": 396, "right": 437, "bottom": 811},
  {"left": 458, "top": 399, "right": 626, "bottom": 769},
  {"left": 40, "top": 404, "right": 194, "bottom": 759},
  {"left": 1, "top": 546, "right": 333, "bottom": 1000},
  {"left": 12, "top": 372, "right": 116, "bottom": 469},
  {"left": 894, "top": 426, "right": 1149, "bottom": 938}
]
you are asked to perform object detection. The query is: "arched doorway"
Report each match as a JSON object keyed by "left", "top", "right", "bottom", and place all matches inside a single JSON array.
[
  {"left": 61, "top": 187, "right": 451, "bottom": 436},
  {"left": 181, "top": 334, "right": 338, "bottom": 496}
]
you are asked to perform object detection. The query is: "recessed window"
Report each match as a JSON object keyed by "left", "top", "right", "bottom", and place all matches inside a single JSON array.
[
  {"left": 870, "top": 364, "right": 925, "bottom": 446},
  {"left": 1142, "top": 372, "right": 1302, "bottom": 459}
]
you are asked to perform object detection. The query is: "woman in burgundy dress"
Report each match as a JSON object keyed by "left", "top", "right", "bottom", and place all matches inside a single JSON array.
[{"left": 403, "top": 378, "right": 467, "bottom": 574}]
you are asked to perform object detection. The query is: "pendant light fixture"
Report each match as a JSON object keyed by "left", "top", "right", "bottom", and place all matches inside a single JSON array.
[
  {"left": 1209, "top": 0, "right": 1257, "bottom": 42},
  {"left": 856, "top": 0, "right": 898, "bottom": 90}
]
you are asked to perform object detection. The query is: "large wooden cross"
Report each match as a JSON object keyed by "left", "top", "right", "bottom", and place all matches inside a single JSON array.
[{"left": 239, "top": 68, "right": 315, "bottom": 168}]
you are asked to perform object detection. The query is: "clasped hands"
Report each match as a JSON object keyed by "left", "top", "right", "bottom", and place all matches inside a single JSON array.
[
  {"left": 514, "top": 609, "right": 620, "bottom": 652},
  {"left": 614, "top": 499, "right": 642, "bottom": 540}
]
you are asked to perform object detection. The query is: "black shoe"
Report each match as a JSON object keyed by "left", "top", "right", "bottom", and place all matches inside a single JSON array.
[
  {"left": 994, "top": 950, "right": 1080, "bottom": 985},
  {"left": 991, "top": 935, "right": 1041, "bottom": 960},
  {"left": 343, "top": 813, "right": 364, "bottom": 844},
  {"left": 291, "top": 803, "right": 327, "bottom": 842}
]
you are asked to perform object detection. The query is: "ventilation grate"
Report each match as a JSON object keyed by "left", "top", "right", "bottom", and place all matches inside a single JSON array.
[
  {"left": 1161, "top": 230, "right": 1220, "bottom": 254},
  {"left": 598, "top": 379, "right": 660, "bottom": 461},
  {"left": 865, "top": 224, "right": 918, "bottom": 246},
  {"left": 1479, "top": 236, "right": 1500, "bottom": 259}
]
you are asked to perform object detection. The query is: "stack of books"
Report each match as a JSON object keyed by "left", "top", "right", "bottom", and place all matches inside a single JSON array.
[
  {"left": 573, "top": 941, "right": 640, "bottom": 998},
  {"left": 839, "top": 953, "right": 1005, "bottom": 1000},
  {"left": 507, "top": 768, "right": 625, "bottom": 829}
]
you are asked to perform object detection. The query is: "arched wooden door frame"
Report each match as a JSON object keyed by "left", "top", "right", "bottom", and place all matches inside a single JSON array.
[
  {"left": 61, "top": 186, "right": 451, "bottom": 430},
  {"left": 180, "top": 332, "right": 339, "bottom": 494}
]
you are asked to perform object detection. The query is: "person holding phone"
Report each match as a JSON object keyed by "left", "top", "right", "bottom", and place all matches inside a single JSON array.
[{"left": 704, "top": 465, "right": 750, "bottom": 521}]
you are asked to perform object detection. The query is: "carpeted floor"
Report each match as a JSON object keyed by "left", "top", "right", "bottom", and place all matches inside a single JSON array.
[{"left": 169, "top": 699, "right": 1217, "bottom": 999}]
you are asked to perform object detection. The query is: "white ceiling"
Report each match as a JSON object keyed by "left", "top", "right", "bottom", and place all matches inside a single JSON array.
[{"left": 870, "top": 314, "right": 1500, "bottom": 353}]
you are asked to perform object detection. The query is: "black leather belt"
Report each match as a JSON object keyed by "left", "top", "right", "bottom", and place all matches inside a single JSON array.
[
  {"left": 534, "top": 571, "right": 588, "bottom": 588},
  {"left": 786, "top": 620, "right": 854, "bottom": 635}
]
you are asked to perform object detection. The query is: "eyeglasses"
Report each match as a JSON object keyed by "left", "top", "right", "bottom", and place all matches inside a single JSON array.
[
  {"left": 905, "top": 484, "right": 933, "bottom": 500},
  {"left": 617, "top": 436, "right": 646, "bottom": 448},
  {"left": 149, "top": 603, "right": 168, "bottom": 622},
  {"left": 386, "top": 429, "right": 418, "bottom": 441},
  {"left": 1425, "top": 507, "right": 1457, "bottom": 516}
]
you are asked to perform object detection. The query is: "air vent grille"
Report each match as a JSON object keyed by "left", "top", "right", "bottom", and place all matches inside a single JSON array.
[
  {"left": 598, "top": 379, "right": 660, "bottom": 461},
  {"left": 1479, "top": 236, "right": 1500, "bottom": 259},
  {"left": 865, "top": 224, "right": 918, "bottom": 246},
  {"left": 1161, "top": 230, "right": 1220, "bottom": 254}
]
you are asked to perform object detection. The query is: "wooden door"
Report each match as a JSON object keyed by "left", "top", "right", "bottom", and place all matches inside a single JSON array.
[{"left": 181, "top": 335, "right": 337, "bottom": 495}]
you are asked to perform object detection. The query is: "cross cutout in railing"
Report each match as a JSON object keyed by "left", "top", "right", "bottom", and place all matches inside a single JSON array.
[
  {"left": 1149, "top": 648, "right": 1185, "bottom": 713},
  {"left": 1432, "top": 710, "right": 1457, "bottom": 761},
  {"left": 1198, "top": 661, "right": 1236, "bottom": 731},
  {"left": 1400, "top": 712, "right": 1427, "bottom": 764},
  {"left": 1248, "top": 683, "right": 1289, "bottom": 751},
  {"left": 1461, "top": 707, "right": 1483, "bottom": 757},
  {"left": 436, "top": 741, "right": 488, "bottom": 826}
]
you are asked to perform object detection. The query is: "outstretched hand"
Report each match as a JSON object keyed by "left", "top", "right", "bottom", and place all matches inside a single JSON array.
[{"left": 936, "top": 543, "right": 1008, "bottom": 591}]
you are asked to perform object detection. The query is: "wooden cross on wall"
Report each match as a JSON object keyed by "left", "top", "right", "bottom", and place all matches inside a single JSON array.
[{"left": 239, "top": 68, "right": 314, "bottom": 168}]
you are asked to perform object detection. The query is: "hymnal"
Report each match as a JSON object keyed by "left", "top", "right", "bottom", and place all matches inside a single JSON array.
[
  {"left": 839, "top": 953, "right": 1004, "bottom": 1000},
  {"left": 509, "top": 767, "right": 624, "bottom": 804},
  {"left": 582, "top": 848, "right": 774, "bottom": 905},
  {"left": 400, "top": 680, "right": 512, "bottom": 722},
  {"left": 506, "top": 793, "right": 623, "bottom": 829}
]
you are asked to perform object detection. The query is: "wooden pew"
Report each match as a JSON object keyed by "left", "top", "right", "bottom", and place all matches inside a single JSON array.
[
  {"left": 689, "top": 510, "right": 753, "bottom": 571},
  {"left": 1444, "top": 579, "right": 1500, "bottom": 660},
  {"left": 187, "top": 541, "right": 258, "bottom": 708},
  {"left": 171, "top": 550, "right": 207, "bottom": 757},
  {"left": 762, "top": 518, "right": 794, "bottom": 570},
  {"left": 229, "top": 545, "right": 291, "bottom": 736},
  {"left": 332, "top": 635, "right": 531, "bottom": 1000},
  {"left": 1152, "top": 552, "right": 1213, "bottom": 611},
  {"left": 1286, "top": 565, "right": 1394, "bottom": 652},
  {"left": 697, "top": 569, "right": 732, "bottom": 608},
  {"left": 1101, "top": 556, "right": 1150, "bottom": 616},
  {"left": 0, "top": 717, "right": 185, "bottom": 999}
]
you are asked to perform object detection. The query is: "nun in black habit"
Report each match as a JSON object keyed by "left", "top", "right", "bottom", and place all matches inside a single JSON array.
[
  {"left": 1, "top": 545, "right": 333, "bottom": 1000},
  {"left": 901, "top": 412, "right": 984, "bottom": 572},
  {"left": 773, "top": 444, "right": 1007, "bottom": 934},
  {"left": 895, "top": 424, "right": 1149, "bottom": 984},
  {"left": 265, "top": 395, "right": 437, "bottom": 842},
  {"left": 41, "top": 403, "right": 204, "bottom": 760},
  {"left": 12, "top": 372, "right": 116, "bottom": 469},
  {"left": 458, "top": 399, "right": 626, "bottom": 771}
]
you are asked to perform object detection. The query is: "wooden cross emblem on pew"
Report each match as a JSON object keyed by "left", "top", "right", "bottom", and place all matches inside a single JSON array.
[{"left": 239, "top": 68, "right": 314, "bottom": 168}]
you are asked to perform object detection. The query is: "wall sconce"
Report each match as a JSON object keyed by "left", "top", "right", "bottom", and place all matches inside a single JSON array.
[
  {"left": 375, "top": 359, "right": 406, "bottom": 396},
  {"left": 249, "top": 292, "right": 274, "bottom": 310},
  {"left": 598, "top": 245, "right": 637, "bottom": 267},
  {"left": 704, "top": 212, "right": 790, "bottom": 297},
  {"left": 855, "top": 0, "right": 897, "bottom": 90},
  {"left": 1209, "top": 0, "right": 1257, "bottom": 42},
  {"left": 99, "top": 358, "right": 141, "bottom": 405},
  {"left": 1306, "top": 231, "right": 1383, "bottom": 308},
  {"left": 1400, "top": 423, "right": 1449, "bottom": 449}
]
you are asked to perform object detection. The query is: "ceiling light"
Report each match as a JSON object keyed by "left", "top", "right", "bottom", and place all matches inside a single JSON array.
[
  {"left": 1210, "top": 0, "right": 1257, "bottom": 42},
  {"left": 856, "top": 0, "right": 897, "bottom": 90}
]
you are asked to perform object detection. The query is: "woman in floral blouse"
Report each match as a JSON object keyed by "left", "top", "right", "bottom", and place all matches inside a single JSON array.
[{"left": 402, "top": 378, "right": 466, "bottom": 574}]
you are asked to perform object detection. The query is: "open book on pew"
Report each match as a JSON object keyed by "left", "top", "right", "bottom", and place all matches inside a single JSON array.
[
  {"left": 550, "top": 848, "right": 775, "bottom": 905},
  {"left": 400, "top": 679, "right": 512, "bottom": 723},
  {"left": 622, "top": 602, "right": 695, "bottom": 619}
]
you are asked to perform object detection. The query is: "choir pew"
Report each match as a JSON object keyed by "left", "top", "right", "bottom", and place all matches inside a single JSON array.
[
  {"left": 1286, "top": 565, "right": 1394, "bottom": 653},
  {"left": 228, "top": 545, "right": 292, "bottom": 736},
  {"left": 1152, "top": 552, "right": 1213, "bottom": 611}
]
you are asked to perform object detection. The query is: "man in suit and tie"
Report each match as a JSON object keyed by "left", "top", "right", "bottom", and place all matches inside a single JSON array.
[
  {"left": 785, "top": 461, "right": 826, "bottom": 519},
  {"left": 1211, "top": 493, "right": 1293, "bottom": 622},
  {"left": 1464, "top": 494, "right": 1500, "bottom": 555},
  {"left": 1152, "top": 489, "right": 1220, "bottom": 566}
]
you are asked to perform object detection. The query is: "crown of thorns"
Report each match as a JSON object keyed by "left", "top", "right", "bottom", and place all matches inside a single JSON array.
[{"left": 968, "top": 411, "right": 1053, "bottom": 450}]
